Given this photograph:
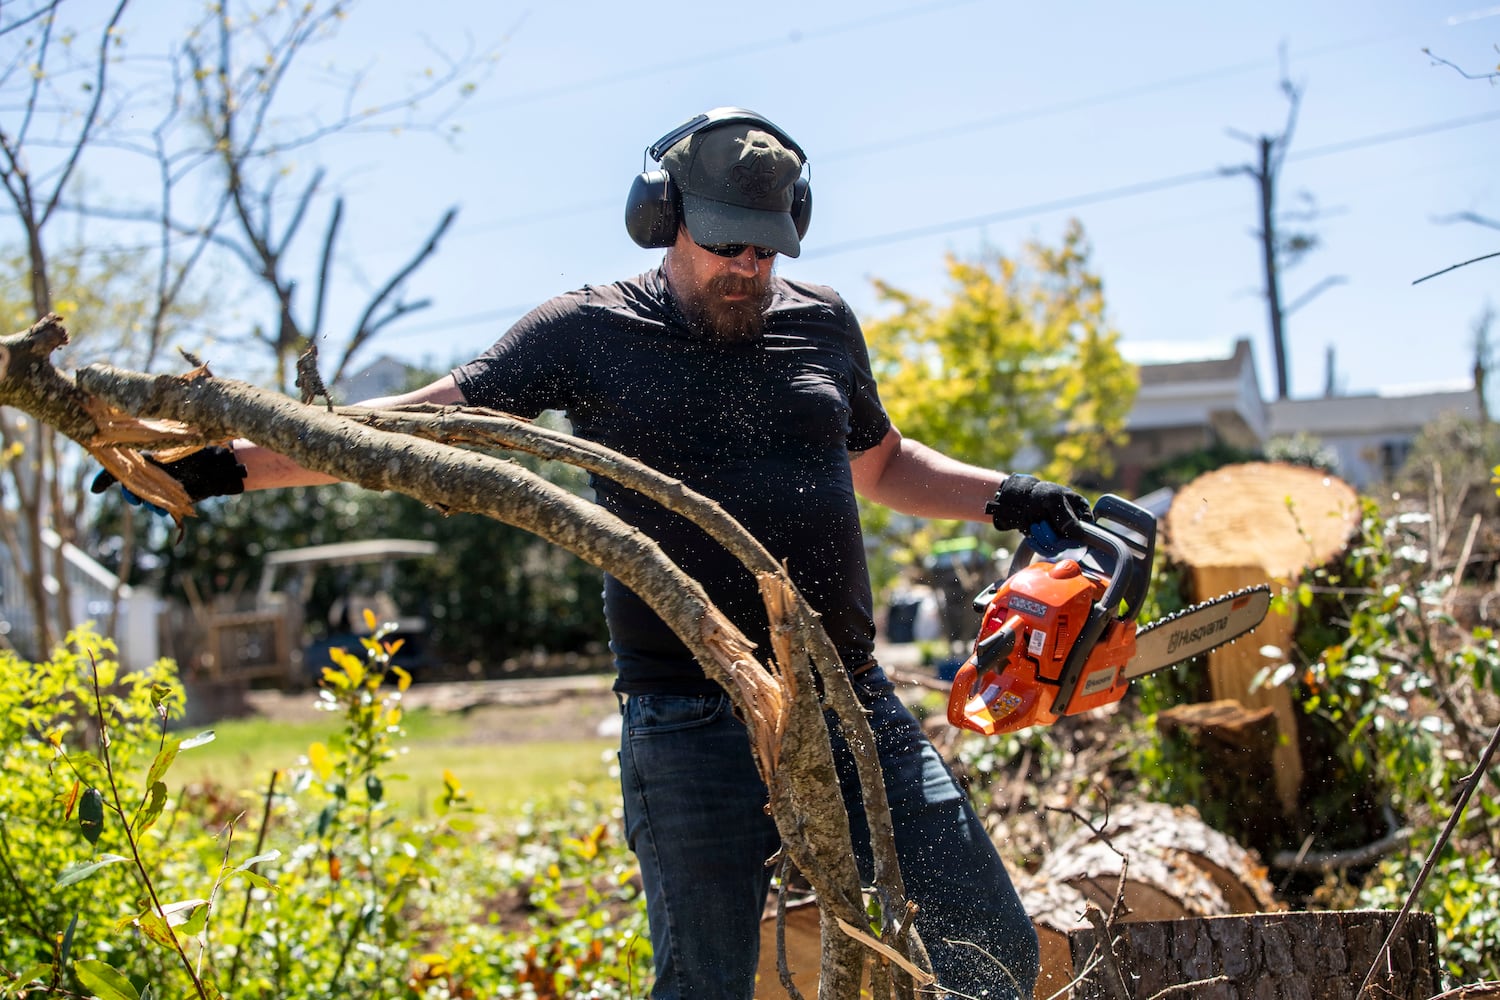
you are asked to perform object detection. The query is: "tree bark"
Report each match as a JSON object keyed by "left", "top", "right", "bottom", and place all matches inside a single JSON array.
[
  {"left": 0, "top": 314, "right": 928, "bottom": 998},
  {"left": 1156, "top": 701, "right": 1285, "bottom": 854},
  {"left": 1069, "top": 910, "right": 1439, "bottom": 1000}
]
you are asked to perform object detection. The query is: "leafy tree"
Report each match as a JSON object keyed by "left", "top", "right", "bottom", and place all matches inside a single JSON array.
[
  {"left": 861, "top": 219, "right": 1137, "bottom": 584},
  {"left": 0, "top": 0, "right": 489, "bottom": 656}
]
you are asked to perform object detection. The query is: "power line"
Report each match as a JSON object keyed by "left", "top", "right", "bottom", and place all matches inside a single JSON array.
[
  {"left": 392, "top": 108, "right": 1498, "bottom": 338},
  {"left": 818, "top": 30, "right": 1410, "bottom": 165},
  {"left": 1290, "top": 109, "right": 1500, "bottom": 161},
  {"left": 446, "top": 27, "right": 1424, "bottom": 242},
  {"left": 803, "top": 109, "right": 1500, "bottom": 260},
  {"left": 472, "top": 0, "right": 983, "bottom": 112},
  {"left": 803, "top": 168, "right": 1224, "bottom": 259}
]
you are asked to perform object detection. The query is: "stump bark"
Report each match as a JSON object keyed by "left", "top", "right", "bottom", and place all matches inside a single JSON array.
[
  {"left": 1156, "top": 700, "right": 1286, "bottom": 854},
  {"left": 1068, "top": 909, "right": 1438, "bottom": 1000},
  {"left": 1164, "top": 462, "right": 1361, "bottom": 813},
  {"left": 760, "top": 803, "right": 1279, "bottom": 999},
  {"left": 1018, "top": 802, "right": 1278, "bottom": 1000}
]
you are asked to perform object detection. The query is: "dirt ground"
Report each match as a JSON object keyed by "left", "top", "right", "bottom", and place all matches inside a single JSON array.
[
  {"left": 235, "top": 643, "right": 936, "bottom": 742},
  {"left": 241, "top": 673, "right": 624, "bottom": 742}
]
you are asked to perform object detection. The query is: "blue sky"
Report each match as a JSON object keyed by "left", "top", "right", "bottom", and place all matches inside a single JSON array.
[{"left": 121, "top": 1, "right": 1499, "bottom": 403}]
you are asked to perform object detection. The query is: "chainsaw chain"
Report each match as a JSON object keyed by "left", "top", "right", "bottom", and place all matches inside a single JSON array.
[{"left": 1134, "top": 583, "right": 1273, "bottom": 638}]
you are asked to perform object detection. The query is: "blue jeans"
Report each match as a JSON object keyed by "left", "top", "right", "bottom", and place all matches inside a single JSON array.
[{"left": 619, "top": 667, "right": 1039, "bottom": 999}]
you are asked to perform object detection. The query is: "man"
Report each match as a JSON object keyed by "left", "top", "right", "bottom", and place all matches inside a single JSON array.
[{"left": 101, "top": 109, "right": 1092, "bottom": 998}]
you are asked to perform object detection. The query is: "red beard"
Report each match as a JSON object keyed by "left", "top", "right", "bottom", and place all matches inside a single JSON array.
[{"left": 680, "top": 273, "right": 773, "bottom": 343}]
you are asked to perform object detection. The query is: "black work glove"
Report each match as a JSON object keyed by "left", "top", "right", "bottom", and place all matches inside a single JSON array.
[
  {"left": 986, "top": 473, "right": 1092, "bottom": 538},
  {"left": 90, "top": 445, "right": 248, "bottom": 510}
]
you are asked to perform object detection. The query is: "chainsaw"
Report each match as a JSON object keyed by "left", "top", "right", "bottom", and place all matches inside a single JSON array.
[{"left": 946, "top": 494, "right": 1271, "bottom": 736}]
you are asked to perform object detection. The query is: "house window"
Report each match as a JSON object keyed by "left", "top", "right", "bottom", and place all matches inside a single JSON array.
[{"left": 1380, "top": 439, "right": 1411, "bottom": 481}]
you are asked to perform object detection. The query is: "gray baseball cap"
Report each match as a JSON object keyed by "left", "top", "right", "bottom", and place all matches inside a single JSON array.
[{"left": 662, "top": 123, "right": 804, "bottom": 258}]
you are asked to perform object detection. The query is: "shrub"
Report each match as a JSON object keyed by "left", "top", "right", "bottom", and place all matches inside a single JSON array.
[
  {"left": 1253, "top": 501, "right": 1499, "bottom": 983},
  {"left": 0, "top": 621, "right": 650, "bottom": 999}
]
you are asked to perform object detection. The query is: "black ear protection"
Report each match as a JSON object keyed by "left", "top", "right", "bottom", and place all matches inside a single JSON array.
[{"left": 625, "top": 107, "right": 812, "bottom": 249}]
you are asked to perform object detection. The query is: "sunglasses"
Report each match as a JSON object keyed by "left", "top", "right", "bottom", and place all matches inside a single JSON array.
[{"left": 697, "top": 241, "right": 778, "bottom": 260}]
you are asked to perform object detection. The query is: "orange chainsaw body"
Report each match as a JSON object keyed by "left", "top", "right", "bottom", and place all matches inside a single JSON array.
[
  {"left": 946, "top": 556, "right": 1139, "bottom": 735},
  {"left": 945, "top": 494, "right": 1162, "bottom": 737}
]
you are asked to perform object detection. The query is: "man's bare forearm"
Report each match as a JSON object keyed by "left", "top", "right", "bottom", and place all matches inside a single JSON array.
[{"left": 233, "top": 374, "right": 467, "bottom": 492}]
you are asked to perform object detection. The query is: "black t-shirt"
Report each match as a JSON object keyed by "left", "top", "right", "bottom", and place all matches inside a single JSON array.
[{"left": 451, "top": 267, "right": 892, "bottom": 695}]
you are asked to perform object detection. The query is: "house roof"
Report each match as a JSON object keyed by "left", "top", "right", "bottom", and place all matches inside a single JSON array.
[
  {"left": 1133, "top": 338, "right": 1255, "bottom": 386},
  {"left": 1268, "top": 388, "right": 1479, "bottom": 436}
]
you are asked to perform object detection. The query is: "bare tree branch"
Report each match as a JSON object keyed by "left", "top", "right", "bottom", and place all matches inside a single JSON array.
[
  {"left": 1424, "top": 45, "right": 1500, "bottom": 82},
  {"left": 1413, "top": 251, "right": 1500, "bottom": 286},
  {"left": 0, "top": 1, "right": 59, "bottom": 42},
  {"left": 37, "top": 0, "right": 127, "bottom": 229},
  {"left": 1433, "top": 210, "right": 1500, "bottom": 231},
  {"left": 1282, "top": 274, "right": 1348, "bottom": 317},
  {"left": 331, "top": 207, "right": 457, "bottom": 385},
  {"left": 311, "top": 197, "right": 343, "bottom": 342}
]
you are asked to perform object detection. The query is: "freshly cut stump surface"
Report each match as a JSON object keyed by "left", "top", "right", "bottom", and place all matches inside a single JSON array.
[{"left": 1164, "top": 461, "right": 1360, "bottom": 578}]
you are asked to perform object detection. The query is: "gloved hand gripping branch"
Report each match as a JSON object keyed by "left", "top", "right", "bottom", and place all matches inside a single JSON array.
[
  {"left": 986, "top": 473, "right": 1093, "bottom": 538},
  {"left": 90, "top": 445, "right": 248, "bottom": 511}
]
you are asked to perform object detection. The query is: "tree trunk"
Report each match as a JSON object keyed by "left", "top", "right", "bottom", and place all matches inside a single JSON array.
[
  {"left": 1156, "top": 701, "right": 1285, "bottom": 855},
  {"left": 1164, "top": 462, "right": 1361, "bottom": 814},
  {"left": 1068, "top": 910, "right": 1439, "bottom": 1000}
]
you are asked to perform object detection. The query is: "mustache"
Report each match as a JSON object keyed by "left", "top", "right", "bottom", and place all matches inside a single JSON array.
[{"left": 706, "top": 273, "right": 766, "bottom": 299}]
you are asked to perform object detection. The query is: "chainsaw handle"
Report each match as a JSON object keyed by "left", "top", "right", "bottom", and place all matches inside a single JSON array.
[{"left": 1014, "top": 518, "right": 1134, "bottom": 618}]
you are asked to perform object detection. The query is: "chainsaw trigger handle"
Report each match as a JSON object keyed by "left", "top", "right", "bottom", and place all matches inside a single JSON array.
[{"left": 974, "top": 615, "right": 1020, "bottom": 671}]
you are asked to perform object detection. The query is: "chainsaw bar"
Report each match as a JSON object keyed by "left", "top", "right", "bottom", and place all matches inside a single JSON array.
[{"left": 1123, "top": 584, "right": 1272, "bottom": 681}]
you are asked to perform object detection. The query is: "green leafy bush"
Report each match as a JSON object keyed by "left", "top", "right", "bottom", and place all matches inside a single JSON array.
[
  {"left": 1125, "top": 487, "right": 1500, "bottom": 984},
  {"left": 0, "top": 623, "right": 650, "bottom": 999},
  {"left": 1252, "top": 502, "right": 1499, "bottom": 982}
]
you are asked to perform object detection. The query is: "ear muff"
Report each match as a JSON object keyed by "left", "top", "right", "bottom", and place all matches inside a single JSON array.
[
  {"left": 625, "top": 107, "right": 812, "bottom": 249},
  {"left": 624, "top": 168, "right": 678, "bottom": 250}
]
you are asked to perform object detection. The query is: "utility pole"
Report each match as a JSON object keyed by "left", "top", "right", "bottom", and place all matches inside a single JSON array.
[
  {"left": 1251, "top": 133, "right": 1289, "bottom": 400},
  {"left": 1225, "top": 61, "right": 1344, "bottom": 400},
  {"left": 1475, "top": 303, "right": 1493, "bottom": 430}
]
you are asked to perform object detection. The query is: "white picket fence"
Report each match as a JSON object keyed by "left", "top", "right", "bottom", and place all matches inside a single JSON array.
[{"left": 0, "top": 526, "right": 159, "bottom": 670}]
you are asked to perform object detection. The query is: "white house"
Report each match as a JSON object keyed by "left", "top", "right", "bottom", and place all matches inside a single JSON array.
[
  {"left": 332, "top": 354, "right": 424, "bottom": 402},
  {"left": 1114, "top": 338, "right": 1482, "bottom": 491},
  {"left": 1268, "top": 385, "right": 1481, "bottom": 488},
  {"left": 1111, "top": 338, "right": 1267, "bottom": 494}
]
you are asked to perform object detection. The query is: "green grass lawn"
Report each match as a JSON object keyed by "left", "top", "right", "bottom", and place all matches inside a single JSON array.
[{"left": 173, "top": 708, "right": 620, "bottom": 817}]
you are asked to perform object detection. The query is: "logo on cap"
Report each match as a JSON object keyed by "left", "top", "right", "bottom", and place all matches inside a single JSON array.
[{"left": 732, "top": 157, "right": 779, "bottom": 200}]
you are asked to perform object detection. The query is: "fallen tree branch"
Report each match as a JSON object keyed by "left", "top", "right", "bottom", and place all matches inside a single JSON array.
[{"left": 0, "top": 313, "right": 930, "bottom": 997}]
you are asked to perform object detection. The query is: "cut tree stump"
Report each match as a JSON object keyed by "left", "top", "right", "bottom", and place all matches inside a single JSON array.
[
  {"left": 1157, "top": 700, "right": 1286, "bottom": 853},
  {"left": 1017, "top": 802, "right": 1278, "bottom": 1000},
  {"left": 1068, "top": 909, "right": 1438, "bottom": 999},
  {"left": 1165, "top": 462, "right": 1362, "bottom": 814},
  {"left": 758, "top": 803, "right": 1278, "bottom": 999}
]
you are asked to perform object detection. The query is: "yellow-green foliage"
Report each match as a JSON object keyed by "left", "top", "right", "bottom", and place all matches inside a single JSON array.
[
  {"left": 0, "top": 626, "right": 192, "bottom": 996},
  {"left": 0, "top": 244, "right": 209, "bottom": 371},
  {"left": 863, "top": 219, "right": 1137, "bottom": 486},
  {"left": 861, "top": 221, "right": 1137, "bottom": 580}
]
